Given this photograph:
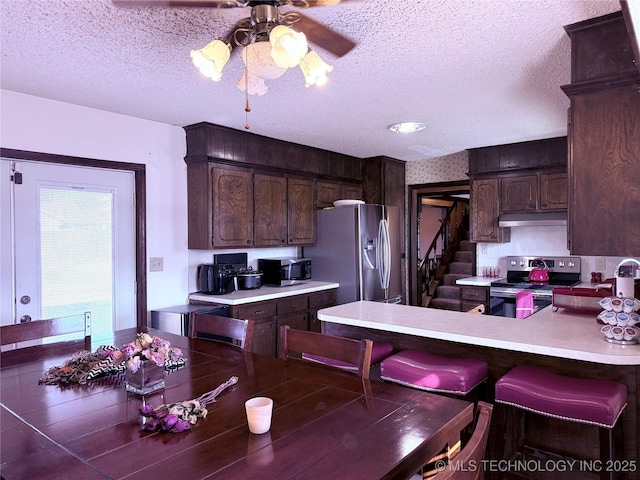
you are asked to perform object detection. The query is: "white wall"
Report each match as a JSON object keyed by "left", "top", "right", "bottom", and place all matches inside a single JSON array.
[
  {"left": 0, "top": 90, "right": 301, "bottom": 319},
  {"left": 0, "top": 90, "right": 190, "bottom": 314}
]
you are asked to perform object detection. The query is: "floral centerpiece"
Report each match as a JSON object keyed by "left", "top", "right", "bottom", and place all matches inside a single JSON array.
[
  {"left": 120, "top": 333, "right": 183, "bottom": 373},
  {"left": 121, "top": 333, "right": 184, "bottom": 395},
  {"left": 38, "top": 333, "right": 185, "bottom": 389}
]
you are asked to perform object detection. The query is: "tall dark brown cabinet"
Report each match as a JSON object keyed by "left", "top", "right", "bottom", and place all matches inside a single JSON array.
[{"left": 561, "top": 11, "right": 640, "bottom": 256}]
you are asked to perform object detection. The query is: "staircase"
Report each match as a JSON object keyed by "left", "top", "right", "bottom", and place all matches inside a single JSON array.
[{"left": 429, "top": 239, "right": 476, "bottom": 312}]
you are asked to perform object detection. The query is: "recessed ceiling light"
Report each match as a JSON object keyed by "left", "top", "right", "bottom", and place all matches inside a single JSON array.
[{"left": 387, "top": 121, "right": 426, "bottom": 133}]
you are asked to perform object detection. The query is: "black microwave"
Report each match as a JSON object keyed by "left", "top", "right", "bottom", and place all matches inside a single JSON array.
[{"left": 258, "top": 258, "right": 312, "bottom": 286}]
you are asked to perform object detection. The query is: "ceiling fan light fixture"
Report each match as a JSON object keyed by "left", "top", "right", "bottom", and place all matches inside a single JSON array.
[
  {"left": 269, "top": 25, "right": 308, "bottom": 68},
  {"left": 299, "top": 50, "right": 333, "bottom": 87},
  {"left": 387, "top": 121, "right": 427, "bottom": 133},
  {"left": 242, "top": 41, "right": 287, "bottom": 80},
  {"left": 237, "top": 70, "right": 268, "bottom": 96},
  {"left": 190, "top": 39, "right": 231, "bottom": 81}
]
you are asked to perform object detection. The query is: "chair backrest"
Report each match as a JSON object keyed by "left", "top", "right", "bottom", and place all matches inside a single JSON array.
[
  {"left": 1, "top": 312, "right": 91, "bottom": 349},
  {"left": 189, "top": 312, "right": 254, "bottom": 350},
  {"left": 431, "top": 401, "right": 493, "bottom": 480},
  {"left": 278, "top": 325, "right": 373, "bottom": 379}
]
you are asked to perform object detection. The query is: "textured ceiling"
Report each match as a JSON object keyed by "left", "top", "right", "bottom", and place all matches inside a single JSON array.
[{"left": 0, "top": 0, "right": 623, "bottom": 161}]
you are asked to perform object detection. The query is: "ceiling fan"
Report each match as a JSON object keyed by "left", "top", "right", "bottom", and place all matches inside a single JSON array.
[
  {"left": 113, "top": 0, "right": 356, "bottom": 127},
  {"left": 112, "top": 0, "right": 357, "bottom": 58}
]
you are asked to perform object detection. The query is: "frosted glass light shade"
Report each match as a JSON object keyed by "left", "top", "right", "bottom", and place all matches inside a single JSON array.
[
  {"left": 269, "top": 25, "right": 308, "bottom": 68},
  {"left": 237, "top": 70, "right": 268, "bottom": 96},
  {"left": 190, "top": 39, "right": 231, "bottom": 81},
  {"left": 299, "top": 50, "right": 333, "bottom": 87},
  {"left": 242, "top": 42, "right": 287, "bottom": 80}
]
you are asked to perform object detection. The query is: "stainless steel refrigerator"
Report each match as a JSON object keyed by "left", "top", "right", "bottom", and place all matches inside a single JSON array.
[{"left": 306, "top": 204, "right": 403, "bottom": 305}]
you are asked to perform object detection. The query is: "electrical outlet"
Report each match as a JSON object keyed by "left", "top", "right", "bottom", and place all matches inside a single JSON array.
[
  {"left": 595, "top": 257, "right": 606, "bottom": 271},
  {"left": 481, "top": 244, "right": 488, "bottom": 254},
  {"left": 150, "top": 257, "right": 163, "bottom": 272}
]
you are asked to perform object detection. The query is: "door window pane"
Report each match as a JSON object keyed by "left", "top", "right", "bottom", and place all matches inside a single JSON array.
[{"left": 40, "top": 187, "right": 113, "bottom": 333}]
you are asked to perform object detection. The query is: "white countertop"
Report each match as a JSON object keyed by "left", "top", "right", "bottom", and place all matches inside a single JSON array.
[
  {"left": 189, "top": 281, "right": 339, "bottom": 305},
  {"left": 455, "top": 276, "right": 500, "bottom": 287},
  {"left": 317, "top": 301, "right": 640, "bottom": 365}
]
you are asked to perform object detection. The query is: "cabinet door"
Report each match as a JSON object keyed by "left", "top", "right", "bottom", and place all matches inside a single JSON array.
[
  {"left": 287, "top": 177, "right": 316, "bottom": 245},
  {"left": 254, "top": 174, "right": 287, "bottom": 246},
  {"left": 539, "top": 173, "right": 567, "bottom": 210},
  {"left": 317, "top": 180, "right": 340, "bottom": 209},
  {"left": 460, "top": 287, "right": 488, "bottom": 314},
  {"left": 308, "top": 289, "right": 337, "bottom": 332},
  {"left": 500, "top": 175, "right": 537, "bottom": 212},
  {"left": 231, "top": 300, "right": 277, "bottom": 357},
  {"left": 340, "top": 183, "right": 363, "bottom": 201},
  {"left": 470, "top": 178, "right": 510, "bottom": 243},
  {"left": 212, "top": 167, "right": 254, "bottom": 248},
  {"left": 276, "top": 313, "right": 309, "bottom": 356},
  {"left": 569, "top": 86, "right": 640, "bottom": 256}
]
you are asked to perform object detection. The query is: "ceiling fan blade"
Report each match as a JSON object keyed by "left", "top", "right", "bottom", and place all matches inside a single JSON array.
[
  {"left": 112, "top": 0, "right": 240, "bottom": 7},
  {"left": 289, "top": 0, "right": 342, "bottom": 6},
  {"left": 291, "top": 12, "right": 356, "bottom": 58}
]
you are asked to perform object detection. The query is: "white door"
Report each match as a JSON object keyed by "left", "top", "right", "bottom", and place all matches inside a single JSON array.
[{"left": 0, "top": 159, "right": 136, "bottom": 333}]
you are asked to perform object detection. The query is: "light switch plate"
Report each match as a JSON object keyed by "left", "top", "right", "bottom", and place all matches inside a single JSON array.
[
  {"left": 150, "top": 257, "right": 163, "bottom": 272},
  {"left": 595, "top": 257, "right": 606, "bottom": 271}
]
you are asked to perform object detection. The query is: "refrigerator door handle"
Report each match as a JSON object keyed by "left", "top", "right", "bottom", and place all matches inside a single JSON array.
[{"left": 378, "top": 219, "right": 392, "bottom": 290}]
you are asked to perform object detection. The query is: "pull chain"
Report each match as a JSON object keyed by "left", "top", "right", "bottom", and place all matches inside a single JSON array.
[{"left": 244, "top": 54, "right": 250, "bottom": 129}]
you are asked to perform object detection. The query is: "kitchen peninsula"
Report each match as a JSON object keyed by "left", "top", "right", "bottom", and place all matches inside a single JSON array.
[{"left": 318, "top": 301, "right": 640, "bottom": 466}]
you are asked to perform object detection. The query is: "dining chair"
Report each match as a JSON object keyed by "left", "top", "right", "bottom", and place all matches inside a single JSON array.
[
  {"left": 422, "top": 401, "right": 493, "bottom": 480},
  {"left": 1, "top": 311, "right": 92, "bottom": 350},
  {"left": 189, "top": 312, "right": 254, "bottom": 350},
  {"left": 278, "top": 325, "right": 373, "bottom": 379}
]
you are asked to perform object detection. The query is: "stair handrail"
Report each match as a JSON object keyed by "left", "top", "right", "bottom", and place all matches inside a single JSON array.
[
  {"left": 419, "top": 202, "right": 470, "bottom": 306},
  {"left": 418, "top": 202, "right": 457, "bottom": 271}
]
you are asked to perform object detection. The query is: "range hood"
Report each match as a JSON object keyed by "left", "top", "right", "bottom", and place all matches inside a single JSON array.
[{"left": 498, "top": 211, "right": 568, "bottom": 227}]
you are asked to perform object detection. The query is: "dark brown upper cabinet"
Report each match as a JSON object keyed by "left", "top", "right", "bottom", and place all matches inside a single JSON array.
[
  {"left": 211, "top": 166, "right": 254, "bottom": 248},
  {"left": 561, "top": 11, "right": 640, "bottom": 256},
  {"left": 287, "top": 177, "right": 316, "bottom": 245},
  {"left": 254, "top": 173, "right": 287, "bottom": 247}
]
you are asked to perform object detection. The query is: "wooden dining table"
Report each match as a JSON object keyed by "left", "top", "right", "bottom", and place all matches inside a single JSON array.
[{"left": 0, "top": 328, "right": 473, "bottom": 480}]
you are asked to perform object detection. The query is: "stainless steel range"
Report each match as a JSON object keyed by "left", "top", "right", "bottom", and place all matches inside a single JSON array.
[{"left": 489, "top": 256, "right": 582, "bottom": 317}]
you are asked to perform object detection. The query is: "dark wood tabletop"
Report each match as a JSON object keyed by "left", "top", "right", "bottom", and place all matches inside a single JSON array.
[{"left": 0, "top": 328, "right": 473, "bottom": 480}]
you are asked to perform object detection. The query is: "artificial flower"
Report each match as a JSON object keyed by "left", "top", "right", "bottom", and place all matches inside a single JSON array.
[{"left": 118, "top": 333, "right": 184, "bottom": 373}]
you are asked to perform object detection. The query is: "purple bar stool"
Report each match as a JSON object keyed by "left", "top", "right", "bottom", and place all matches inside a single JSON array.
[
  {"left": 495, "top": 365, "right": 627, "bottom": 480},
  {"left": 379, "top": 349, "right": 488, "bottom": 399},
  {"left": 302, "top": 341, "right": 394, "bottom": 373}
]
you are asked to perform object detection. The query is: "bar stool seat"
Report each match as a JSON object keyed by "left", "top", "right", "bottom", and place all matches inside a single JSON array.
[
  {"left": 379, "top": 349, "right": 488, "bottom": 395},
  {"left": 495, "top": 365, "right": 627, "bottom": 427},
  {"left": 302, "top": 341, "right": 393, "bottom": 372},
  {"left": 495, "top": 365, "right": 627, "bottom": 480}
]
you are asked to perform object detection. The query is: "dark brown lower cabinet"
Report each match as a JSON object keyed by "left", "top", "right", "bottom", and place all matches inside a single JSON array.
[
  {"left": 228, "top": 289, "right": 337, "bottom": 357},
  {"left": 459, "top": 286, "right": 489, "bottom": 314}
]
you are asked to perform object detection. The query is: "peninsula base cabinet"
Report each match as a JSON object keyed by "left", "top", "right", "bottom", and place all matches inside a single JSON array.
[{"left": 227, "top": 289, "right": 337, "bottom": 357}]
